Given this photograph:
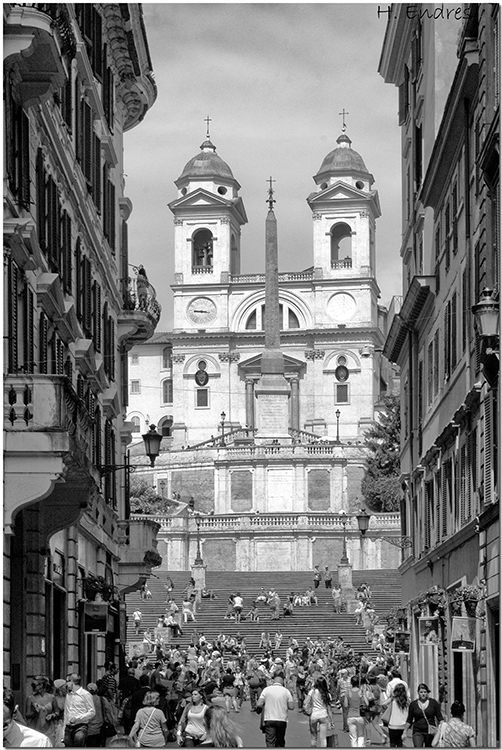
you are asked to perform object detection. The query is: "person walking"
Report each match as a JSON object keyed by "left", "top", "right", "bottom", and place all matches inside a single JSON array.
[
  {"left": 256, "top": 673, "right": 294, "bottom": 747},
  {"left": 177, "top": 689, "right": 208, "bottom": 747},
  {"left": 4, "top": 687, "right": 53, "bottom": 748},
  {"left": 342, "top": 675, "right": 365, "bottom": 747},
  {"left": 441, "top": 701, "right": 475, "bottom": 747},
  {"left": 199, "top": 705, "right": 243, "bottom": 747},
  {"left": 323, "top": 567, "right": 333, "bottom": 589},
  {"left": 331, "top": 586, "right": 342, "bottom": 613},
  {"left": 63, "top": 674, "right": 96, "bottom": 747},
  {"left": 404, "top": 683, "right": 443, "bottom": 747},
  {"left": 336, "top": 669, "right": 351, "bottom": 732},
  {"left": 25, "top": 675, "right": 60, "bottom": 743},
  {"left": 133, "top": 610, "right": 142, "bottom": 635},
  {"left": 233, "top": 593, "right": 244, "bottom": 623},
  {"left": 382, "top": 684, "right": 410, "bottom": 747},
  {"left": 129, "top": 691, "right": 168, "bottom": 747},
  {"left": 313, "top": 566, "right": 322, "bottom": 589},
  {"left": 304, "top": 676, "right": 334, "bottom": 748},
  {"left": 86, "top": 683, "right": 115, "bottom": 747}
]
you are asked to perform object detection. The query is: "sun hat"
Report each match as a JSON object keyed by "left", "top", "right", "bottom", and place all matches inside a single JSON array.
[{"left": 53, "top": 679, "right": 66, "bottom": 689}]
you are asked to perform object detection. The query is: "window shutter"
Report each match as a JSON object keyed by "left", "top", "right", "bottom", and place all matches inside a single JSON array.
[
  {"left": 24, "top": 287, "right": 34, "bottom": 373},
  {"left": 6, "top": 79, "right": 16, "bottom": 194},
  {"left": 84, "top": 256, "right": 92, "bottom": 334},
  {"left": 108, "top": 315, "right": 115, "bottom": 381},
  {"left": 468, "top": 429, "right": 475, "bottom": 518},
  {"left": 93, "top": 133, "right": 101, "bottom": 209},
  {"left": 8, "top": 258, "right": 19, "bottom": 373},
  {"left": 108, "top": 180, "right": 116, "bottom": 252},
  {"left": 484, "top": 396, "right": 493, "bottom": 504},
  {"left": 36, "top": 148, "right": 46, "bottom": 252},
  {"left": 92, "top": 7, "right": 103, "bottom": 79},
  {"left": 424, "top": 482, "right": 431, "bottom": 549},
  {"left": 451, "top": 292, "right": 457, "bottom": 369},
  {"left": 444, "top": 303, "right": 451, "bottom": 381},
  {"left": 62, "top": 76, "right": 73, "bottom": 131},
  {"left": 435, "top": 470, "right": 441, "bottom": 544},
  {"left": 20, "top": 109, "right": 30, "bottom": 210},
  {"left": 39, "top": 312, "right": 48, "bottom": 374},
  {"left": 460, "top": 444, "right": 466, "bottom": 525},
  {"left": 82, "top": 100, "right": 93, "bottom": 184},
  {"left": 93, "top": 282, "right": 102, "bottom": 352},
  {"left": 63, "top": 212, "right": 72, "bottom": 293},
  {"left": 444, "top": 204, "right": 451, "bottom": 272},
  {"left": 75, "top": 77, "right": 82, "bottom": 162},
  {"left": 441, "top": 462, "right": 449, "bottom": 538},
  {"left": 427, "top": 342, "right": 434, "bottom": 405},
  {"left": 94, "top": 405, "right": 102, "bottom": 467},
  {"left": 433, "top": 330, "right": 439, "bottom": 396}
]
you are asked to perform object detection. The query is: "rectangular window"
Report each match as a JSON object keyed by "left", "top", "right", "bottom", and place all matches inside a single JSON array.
[
  {"left": 452, "top": 182, "right": 458, "bottom": 255},
  {"left": 130, "top": 380, "right": 140, "bottom": 394},
  {"left": 163, "top": 379, "right": 173, "bottom": 404},
  {"left": 131, "top": 353, "right": 139, "bottom": 365},
  {"left": 335, "top": 383, "right": 349, "bottom": 404},
  {"left": 427, "top": 341, "right": 434, "bottom": 406},
  {"left": 444, "top": 204, "right": 451, "bottom": 272},
  {"left": 196, "top": 388, "right": 209, "bottom": 408}
]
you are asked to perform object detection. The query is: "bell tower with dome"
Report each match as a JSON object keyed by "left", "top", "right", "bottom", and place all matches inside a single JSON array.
[
  {"left": 168, "top": 130, "right": 247, "bottom": 331},
  {"left": 308, "top": 131, "right": 381, "bottom": 282}
]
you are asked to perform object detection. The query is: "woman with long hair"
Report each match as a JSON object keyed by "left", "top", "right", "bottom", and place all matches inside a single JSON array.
[
  {"left": 342, "top": 675, "right": 365, "bottom": 747},
  {"left": 199, "top": 705, "right": 243, "bottom": 747},
  {"left": 177, "top": 689, "right": 208, "bottom": 747},
  {"left": 304, "top": 676, "right": 334, "bottom": 748},
  {"left": 383, "top": 684, "right": 410, "bottom": 747},
  {"left": 128, "top": 691, "right": 168, "bottom": 747}
]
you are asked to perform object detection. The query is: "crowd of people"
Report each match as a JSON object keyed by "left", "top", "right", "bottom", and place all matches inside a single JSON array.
[{"left": 3, "top": 572, "right": 477, "bottom": 748}]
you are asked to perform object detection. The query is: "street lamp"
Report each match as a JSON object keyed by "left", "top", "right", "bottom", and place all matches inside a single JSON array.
[
  {"left": 335, "top": 409, "right": 341, "bottom": 443},
  {"left": 339, "top": 510, "right": 350, "bottom": 564},
  {"left": 220, "top": 411, "right": 226, "bottom": 446},
  {"left": 194, "top": 514, "right": 204, "bottom": 565},
  {"left": 354, "top": 505, "right": 412, "bottom": 548},
  {"left": 99, "top": 424, "right": 162, "bottom": 475},
  {"left": 472, "top": 288, "right": 499, "bottom": 388}
]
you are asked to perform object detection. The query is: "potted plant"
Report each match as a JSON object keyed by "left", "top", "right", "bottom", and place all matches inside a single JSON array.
[
  {"left": 449, "top": 585, "right": 483, "bottom": 618},
  {"left": 143, "top": 549, "right": 162, "bottom": 569},
  {"left": 83, "top": 574, "right": 117, "bottom": 602}
]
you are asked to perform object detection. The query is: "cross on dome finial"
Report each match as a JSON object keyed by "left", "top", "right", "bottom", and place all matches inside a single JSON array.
[
  {"left": 204, "top": 114, "right": 212, "bottom": 139},
  {"left": 267, "top": 176, "right": 276, "bottom": 210},
  {"left": 339, "top": 108, "right": 349, "bottom": 132}
]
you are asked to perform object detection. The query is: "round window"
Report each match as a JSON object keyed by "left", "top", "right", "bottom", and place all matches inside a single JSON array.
[
  {"left": 321, "top": 182, "right": 328, "bottom": 190},
  {"left": 197, "top": 360, "right": 207, "bottom": 370},
  {"left": 355, "top": 180, "right": 364, "bottom": 190},
  {"left": 218, "top": 186, "right": 227, "bottom": 195}
]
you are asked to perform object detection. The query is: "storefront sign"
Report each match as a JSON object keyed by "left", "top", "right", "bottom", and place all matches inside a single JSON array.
[{"left": 451, "top": 616, "right": 476, "bottom": 652}]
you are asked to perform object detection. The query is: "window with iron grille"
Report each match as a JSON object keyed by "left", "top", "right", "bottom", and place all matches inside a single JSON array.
[
  {"left": 162, "top": 379, "right": 173, "bottom": 404},
  {"left": 335, "top": 383, "right": 349, "bottom": 404},
  {"left": 196, "top": 388, "right": 209, "bottom": 408}
]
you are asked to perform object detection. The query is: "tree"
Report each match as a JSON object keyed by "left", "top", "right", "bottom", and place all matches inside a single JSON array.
[
  {"left": 361, "top": 394, "right": 401, "bottom": 512},
  {"left": 129, "top": 476, "right": 177, "bottom": 515}
]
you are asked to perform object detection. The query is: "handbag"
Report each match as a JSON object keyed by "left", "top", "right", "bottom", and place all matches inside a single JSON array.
[
  {"left": 421, "top": 706, "right": 438, "bottom": 735},
  {"left": 432, "top": 721, "right": 446, "bottom": 748},
  {"left": 100, "top": 697, "right": 117, "bottom": 738},
  {"left": 380, "top": 702, "right": 392, "bottom": 727},
  {"left": 303, "top": 690, "right": 313, "bottom": 716}
]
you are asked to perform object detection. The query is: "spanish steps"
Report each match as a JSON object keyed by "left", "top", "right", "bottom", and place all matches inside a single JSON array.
[{"left": 125, "top": 569, "right": 402, "bottom": 658}]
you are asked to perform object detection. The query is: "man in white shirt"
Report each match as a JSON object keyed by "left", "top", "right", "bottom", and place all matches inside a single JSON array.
[
  {"left": 63, "top": 674, "right": 95, "bottom": 747},
  {"left": 233, "top": 592, "right": 244, "bottom": 623},
  {"left": 256, "top": 673, "right": 294, "bottom": 747},
  {"left": 386, "top": 670, "right": 411, "bottom": 701},
  {"left": 133, "top": 609, "right": 142, "bottom": 634},
  {"left": 4, "top": 688, "right": 52, "bottom": 747}
]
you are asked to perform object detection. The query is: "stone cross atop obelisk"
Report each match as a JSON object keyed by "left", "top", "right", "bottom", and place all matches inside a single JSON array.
[{"left": 254, "top": 179, "right": 291, "bottom": 441}]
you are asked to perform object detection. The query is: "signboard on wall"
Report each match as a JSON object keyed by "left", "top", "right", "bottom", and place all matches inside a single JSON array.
[
  {"left": 84, "top": 602, "right": 108, "bottom": 633},
  {"left": 394, "top": 631, "right": 411, "bottom": 653},
  {"left": 419, "top": 617, "right": 439, "bottom": 646},
  {"left": 451, "top": 616, "right": 476, "bottom": 652}
]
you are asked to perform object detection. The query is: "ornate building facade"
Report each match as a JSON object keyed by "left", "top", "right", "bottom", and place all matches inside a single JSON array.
[
  {"left": 4, "top": 3, "right": 160, "bottom": 699},
  {"left": 127, "top": 128, "right": 403, "bottom": 571},
  {"left": 380, "top": 4, "right": 499, "bottom": 745}
]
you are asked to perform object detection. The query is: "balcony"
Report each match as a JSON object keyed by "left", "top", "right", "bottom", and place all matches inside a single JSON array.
[
  {"left": 4, "top": 4, "right": 73, "bottom": 106},
  {"left": 117, "top": 517, "right": 161, "bottom": 593},
  {"left": 118, "top": 275, "right": 161, "bottom": 348},
  {"left": 4, "top": 374, "right": 97, "bottom": 534}
]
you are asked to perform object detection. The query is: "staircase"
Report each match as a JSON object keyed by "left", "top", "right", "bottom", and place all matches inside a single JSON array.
[{"left": 125, "top": 569, "right": 402, "bottom": 658}]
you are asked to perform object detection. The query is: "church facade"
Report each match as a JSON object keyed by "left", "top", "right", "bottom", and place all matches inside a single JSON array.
[{"left": 127, "top": 130, "right": 403, "bottom": 571}]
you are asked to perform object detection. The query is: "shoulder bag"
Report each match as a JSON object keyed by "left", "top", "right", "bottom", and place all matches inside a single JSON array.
[
  {"left": 100, "top": 697, "right": 117, "bottom": 739},
  {"left": 136, "top": 708, "right": 156, "bottom": 748},
  {"left": 421, "top": 706, "right": 438, "bottom": 735},
  {"left": 303, "top": 690, "right": 314, "bottom": 716},
  {"left": 380, "top": 701, "right": 392, "bottom": 727},
  {"left": 431, "top": 720, "right": 447, "bottom": 748}
]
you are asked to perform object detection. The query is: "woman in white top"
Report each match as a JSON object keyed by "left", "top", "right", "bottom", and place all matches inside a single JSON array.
[
  {"left": 178, "top": 689, "right": 208, "bottom": 747},
  {"left": 382, "top": 684, "right": 410, "bottom": 748},
  {"left": 305, "top": 676, "right": 334, "bottom": 748}
]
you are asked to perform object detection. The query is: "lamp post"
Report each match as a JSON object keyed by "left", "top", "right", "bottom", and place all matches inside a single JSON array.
[
  {"left": 99, "top": 424, "right": 162, "bottom": 475},
  {"left": 194, "top": 514, "right": 203, "bottom": 565},
  {"left": 339, "top": 510, "right": 349, "bottom": 564},
  {"left": 335, "top": 409, "right": 341, "bottom": 443},
  {"left": 220, "top": 411, "right": 226, "bottom": 446},
  {"left": 354, "top": 507, "right": 412, "bottom": 549}
]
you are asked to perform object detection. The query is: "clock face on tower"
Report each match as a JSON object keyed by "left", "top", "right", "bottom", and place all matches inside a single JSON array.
[
  {"left": 327, "top": 293, "right": 357, "bottom": 322},
  {"left": 187, "top": 297, "right": 217, "bottom": 325}
]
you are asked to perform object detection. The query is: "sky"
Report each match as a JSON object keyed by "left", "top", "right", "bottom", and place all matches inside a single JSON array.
[{"left": 124, "top": 3, "right": 402, "bottom": 330}]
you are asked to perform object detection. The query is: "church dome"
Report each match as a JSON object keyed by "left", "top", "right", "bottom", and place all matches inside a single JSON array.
[
  {"left": 179, "top": 139, "right": 234, "bottom": 180},
  {"left": 316, "top": 133, "right": 369, "bottom": 176}
]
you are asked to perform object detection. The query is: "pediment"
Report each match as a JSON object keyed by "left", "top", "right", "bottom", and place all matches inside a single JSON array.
[
  {"left": 309, "top": 181, "right": 369, "bottom": 202},
  {"left": 238, "top": 353, "right": 306, "bottom": 376},
  {"left": 168, "top": 188, "right": 232, "bottom": 210}
]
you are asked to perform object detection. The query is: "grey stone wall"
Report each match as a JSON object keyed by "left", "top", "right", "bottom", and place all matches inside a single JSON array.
[
  {"left": 231, "top": 471, "right": 253, "bottom": 512},
  {"left": 308, "top": 469, "right": 331, "bottom": 511}
]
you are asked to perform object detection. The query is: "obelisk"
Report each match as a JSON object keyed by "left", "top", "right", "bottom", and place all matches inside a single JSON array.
[{"left": 254, "top": 179, "right": 291, "bottom": 441}]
